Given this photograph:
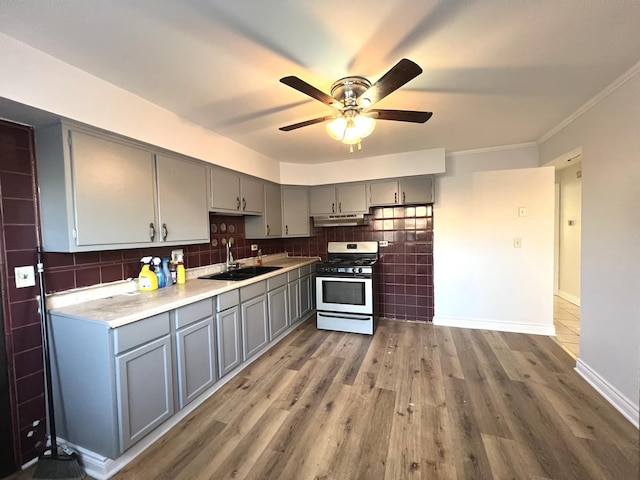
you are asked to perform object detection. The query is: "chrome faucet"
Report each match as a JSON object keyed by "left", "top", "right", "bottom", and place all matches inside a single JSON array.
[{"left": 226, "top": 242, "right": 240, "bottom": 270}]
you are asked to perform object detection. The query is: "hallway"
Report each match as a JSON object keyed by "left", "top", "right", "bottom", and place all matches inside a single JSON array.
[{"left": 553, "top": 295, "right": 580, "bottom": 357}]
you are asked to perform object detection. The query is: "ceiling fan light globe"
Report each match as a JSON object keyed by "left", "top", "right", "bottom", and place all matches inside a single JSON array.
[
  {"left": 354, "top": 114, "right": 376, "bottom": 138},
  {"left": 342, "top": 126, "right": 362, "bottom": 145},
  {"left": 326, "top": 117, "right": 347, "bottom": 140}
]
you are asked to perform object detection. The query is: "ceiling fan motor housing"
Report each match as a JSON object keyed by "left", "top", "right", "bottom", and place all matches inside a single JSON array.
[{"left": 330, "top": 76, "right": 372, "bottom": 108}]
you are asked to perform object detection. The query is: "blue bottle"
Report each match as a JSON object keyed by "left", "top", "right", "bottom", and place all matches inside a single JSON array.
[
  {"left": 153, "top": 257, "right": 166, "bottom": 288},
  {"left": 162, "top": 258, "right": 172, "bottom": 286}
]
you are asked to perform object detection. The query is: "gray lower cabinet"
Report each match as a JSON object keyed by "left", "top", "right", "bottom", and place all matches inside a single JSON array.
[
  {"left": 300, "top": 273, "right": 313, "bottom": 318},
  {"left": 241, "top": 281, "right": 269, "bottom": 361},
  {"left": 116, "top": 334, "right": 174, "bottom": 452},
  {"left": 267, "top": 274, "right": 289, "bottom": 341},
  {"left": 174, "top": 298, "right": 216, "bottom": 409},
  {"left": 287, "top": 270, "right": 301, "bottom": 324},
  {"left": 215, "top": 290, "right": 242, "bottom": 378}
]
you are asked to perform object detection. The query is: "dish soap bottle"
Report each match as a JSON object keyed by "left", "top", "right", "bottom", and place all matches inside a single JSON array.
[
  {"left": 176, "top": 254, "right": 186, "bottom": 285},
  {"left": 138, "top": 256, "right": 158, "bottom": 291},
  {"left": 153, "top": 257, "right": 165, "bottom": 288},
  {"left": 162, "top": 257, "right": 172, "bottom": 286}
]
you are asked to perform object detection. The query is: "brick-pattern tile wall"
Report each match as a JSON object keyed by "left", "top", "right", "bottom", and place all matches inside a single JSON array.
[{"left": 0, "top": 121, "right": 46, "bottom": 468}]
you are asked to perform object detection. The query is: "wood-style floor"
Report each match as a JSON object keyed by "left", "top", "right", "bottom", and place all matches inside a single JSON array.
[{"left": 12, "top": 317, "right": 640, "bottom": 479}]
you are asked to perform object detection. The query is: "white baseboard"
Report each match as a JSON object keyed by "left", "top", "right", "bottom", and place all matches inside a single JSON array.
[
  {"left": 575, "top": 359, "right": 639, "bottom": 428},
  {"left": 558, "top": 290, "right": 580, "bottom": 306},
  {"left": 433, "top": 316, "right": 555, "bottom": 336}
]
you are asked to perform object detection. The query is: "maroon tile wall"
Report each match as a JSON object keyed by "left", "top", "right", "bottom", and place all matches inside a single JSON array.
[
  {"left": 43, "top": 209, "right": 435, "bottom": 322},
  {"left": 0, "top": 121, "right": 46, "bottom": 468},
  {"left": 275, "top": 205, "right": 435, "bottom": 322}
]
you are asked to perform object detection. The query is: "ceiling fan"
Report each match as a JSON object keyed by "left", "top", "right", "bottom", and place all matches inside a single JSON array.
[{"left": 279, "top": 58, "right": 433, "bottom": 152}]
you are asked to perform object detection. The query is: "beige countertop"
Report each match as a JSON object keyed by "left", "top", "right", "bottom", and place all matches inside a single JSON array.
[{"left": 48, "top": 255, "right": 318, "bottom": 328}]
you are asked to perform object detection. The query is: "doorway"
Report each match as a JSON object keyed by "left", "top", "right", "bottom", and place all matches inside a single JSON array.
[{"left": 552, "top": 152, "right": 582, "bottom": 357}]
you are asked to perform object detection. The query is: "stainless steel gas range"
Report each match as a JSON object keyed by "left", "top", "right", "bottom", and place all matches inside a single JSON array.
[{"left": 315, "top": 241, "right": 379, "bottom": 335}]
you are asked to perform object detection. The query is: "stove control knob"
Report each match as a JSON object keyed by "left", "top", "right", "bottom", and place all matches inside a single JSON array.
[{"left": 353, "top": 267, "right": 362, "bottom": 274}]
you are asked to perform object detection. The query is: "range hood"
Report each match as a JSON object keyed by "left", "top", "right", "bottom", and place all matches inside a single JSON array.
[{"left": 313, "top": 214, "right": 366, "bottom": 227}]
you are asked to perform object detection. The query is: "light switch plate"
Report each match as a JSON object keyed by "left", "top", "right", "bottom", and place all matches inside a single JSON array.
[
  {"left": 171, "top": 249, "right": 184, "bottom": 263},
  {"left": 251, "top": 244, "right": 258, "bottom": 251},
  {"left": 518, "top": 207, "right": 527, "bottom": 217},
  {"left": 15, "top": 266, "right": 36, "bottom": 288},
  {"left": 513, "top": 238, "right": 522, "bottom": 248}
]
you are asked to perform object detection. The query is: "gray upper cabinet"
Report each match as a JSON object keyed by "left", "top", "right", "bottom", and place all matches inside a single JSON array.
[
  {"left": 369, "top": 176, "right": 434, "bottom": 206},
  {"left": 282, "top": 186, "right": 310, "bottom": 237},
  {"left": 369, "top": 180, "right": 400, "bottom": 206},
  {"left": 35, "top": 122, "right": 208, "bottom": 252},
  {"left": 245, "top": 182, "right": 282, "bottom": 239},
  {"left": 309, "top": 183, "right": 368, "bottom": 215},
  {"left": 399, "top": 176, "right": 434, "bottom": 204},
  {"left": 156, "top": 154, "right": 209, "bottom": 244},
  {"left": 210, "top": 168, "right": 263, "bottom": 215}
]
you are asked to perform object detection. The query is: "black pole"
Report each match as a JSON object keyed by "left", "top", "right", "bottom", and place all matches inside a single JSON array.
[{"left": 36, "top": 247, "right": 58, "bottom": 456}]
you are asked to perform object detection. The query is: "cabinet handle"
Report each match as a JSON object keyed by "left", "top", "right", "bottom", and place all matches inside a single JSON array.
[
  {"left": 242, "top": 198, "right": 247, "bottom": 210},
  {"left": 286, "top": 225, "right": 289, "bottom": 235},
  {"left": 149, "top": 222, "right": 156, "bottom": 241},
  {"left": 236, "top": 197, "right": 241, "bottom": 210},
  {"left": 339, "top": 202, "right": 342, "bottom": 212},
  {"left": 403, "top": 191, "right": 406, "bottom": 203},
  {"left": 162, "top": 223, "right": 168, "bottom": 241},
  {"left": 394, "top": 192, "right": 398, "bottom": 204},
  {"left": 267, "top": 225, "right": 270, "bottom": 235}
]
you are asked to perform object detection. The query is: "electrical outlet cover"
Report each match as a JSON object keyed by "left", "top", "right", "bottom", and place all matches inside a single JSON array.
[{"left": 15, "top": 266, "right": 36, "bottom": 288}]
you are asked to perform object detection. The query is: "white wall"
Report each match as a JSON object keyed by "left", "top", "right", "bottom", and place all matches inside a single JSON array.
[
  {"left": 280, "top": 148, "right": 446, "bottom": 185},
  {"left": 0, "top": 32, "right": 281, "bottom": 183},
  {"left": 433, "top": 145, "right": 555, "bottom": 335},
  {"left": 539, "top": 69, "right": 640, "bottom": 426},
  {"left": 557, "top": 162, "right": 582, "bottom": 304}
]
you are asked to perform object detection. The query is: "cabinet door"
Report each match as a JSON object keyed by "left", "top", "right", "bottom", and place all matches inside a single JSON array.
[
  {"left": 288, "top": 279, "right": 300, "bottom": 324},
  {"left": 299, "top": 274, "right": 313, "bottom": 318},
  {"left": 175, "top": 318, "right": 216, "bottom": 409},
  {"left": 400, "top": 176, "right": 434, "bottom": 204},
  {"left": 264, "top": 182, "right": 282, "bottom": 236},
  {"left": 369, "top": 181, "right": 399, "bottom": 206},
  {"left": 216, "top": 306, "right": 241, "bottom": 377},
  {"left": 241, "top": 295, "right": 269, "bottom": 361},
  {"left": 240, "top": 176, "right": 264, "bottom": 214},
  {"left": 282, "top": 187, "right": 310, "bottom": 237},
  {"left": 268, "top": 285, "right": 289, "bottom": 341},
  {"left": 71, "top": 130, "right": 157, "bottom": 246},
  {"left": 336, "top": 183, "right": 368, "bottom": 213},
  {"left": 309, "top": 186, "right": 336, "bottom": 215},
  {"left": 156, "top": 154, "right": 209, "bottom": 244},
  {"left": 116, "top": 335, "right": 174, "bottom": 453},
  {"left": 210, "top": 168, "right": 241, "bottom": 212}
]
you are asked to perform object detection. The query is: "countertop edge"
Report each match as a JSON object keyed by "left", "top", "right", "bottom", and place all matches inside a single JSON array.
[{"left": 49, "top": 257, "right": 319, "bottom": 328}]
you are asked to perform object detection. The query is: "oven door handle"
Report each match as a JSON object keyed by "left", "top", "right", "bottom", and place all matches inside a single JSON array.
[{"left": 317, "top": 312, "right": 372, "bottom": 321}]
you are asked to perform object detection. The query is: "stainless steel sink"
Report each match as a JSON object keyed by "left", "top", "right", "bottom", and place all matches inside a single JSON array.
[{"left": 198, "top": 265, "right": 282, "bottom": 281}]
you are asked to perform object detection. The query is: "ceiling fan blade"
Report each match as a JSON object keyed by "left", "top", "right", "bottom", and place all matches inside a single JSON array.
[
  {"left": 368, "top": 109, "right": 433, "bottom": 123},
  {"left": 360, "top": 59, "right": 423, "bottom": 106},
  {"left": 280, "top": 76, "right": 339, "bottom": 108},
  {"left": 279, "top": 115, "right": 335, "bottom": 131}
]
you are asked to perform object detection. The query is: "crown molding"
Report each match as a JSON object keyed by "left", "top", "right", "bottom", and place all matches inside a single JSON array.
[
  {"left": 446, "top": 142, "right": 538, "bottom": 158},
  {"left": 538, "top": 59, "right": 640, "bottom": 144}
]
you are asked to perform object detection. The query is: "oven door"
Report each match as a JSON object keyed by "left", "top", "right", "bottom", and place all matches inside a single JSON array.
[{"left": 316, "top": 276, "right": 373, "bottom": 315}]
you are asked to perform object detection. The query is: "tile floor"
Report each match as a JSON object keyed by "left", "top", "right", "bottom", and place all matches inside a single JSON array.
[{"left": 553, "top": 295, "right": 581, "bottom": 357}]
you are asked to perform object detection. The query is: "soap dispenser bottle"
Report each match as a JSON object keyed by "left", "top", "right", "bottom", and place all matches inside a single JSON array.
[
  {"left": 138, "top": 256, "right": 158, "bottom": 291},
  {"left": 176, "top": 254, "right": 186, "bottom": 285}
]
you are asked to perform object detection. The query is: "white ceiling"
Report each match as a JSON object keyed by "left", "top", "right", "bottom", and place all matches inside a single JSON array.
[{"left": 1, "top": 1, "right": 639, "bottom": 164}]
